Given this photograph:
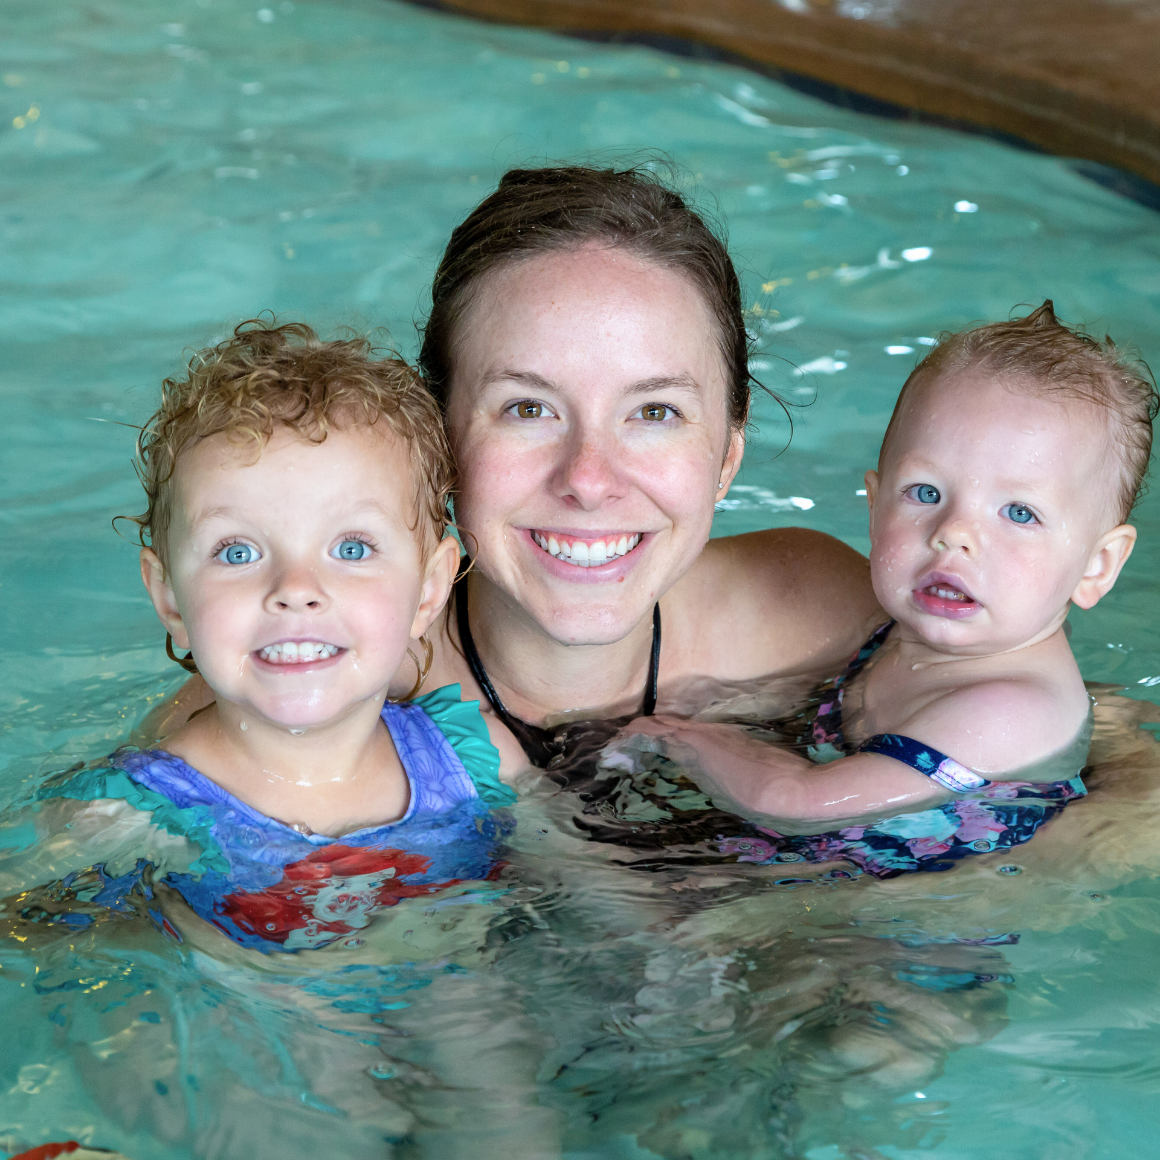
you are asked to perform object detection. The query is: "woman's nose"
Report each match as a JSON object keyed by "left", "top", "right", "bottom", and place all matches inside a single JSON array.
[
  {"left": 264, "top": 562, "right": 329, "bottom": 614},
  {"left": 551, "top": 432, "right": 627, "bottom": 510}
]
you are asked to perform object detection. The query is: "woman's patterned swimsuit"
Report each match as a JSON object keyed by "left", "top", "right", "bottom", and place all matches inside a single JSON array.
[{"left": 719, "top": 622, "right": 1090, "bottom": 879}]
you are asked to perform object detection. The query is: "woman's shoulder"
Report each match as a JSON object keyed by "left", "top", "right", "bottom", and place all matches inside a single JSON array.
[{"left": 665, "top": 527, "right": 883, "bottom": 681}]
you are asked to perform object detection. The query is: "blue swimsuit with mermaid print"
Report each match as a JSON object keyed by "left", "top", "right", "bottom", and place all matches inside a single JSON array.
[
  {"left": 719, "top": 622, "right": 1090, "bottom": 879},
  {"left": 42, "top": 686, "right": 516, "bottom": 952}
]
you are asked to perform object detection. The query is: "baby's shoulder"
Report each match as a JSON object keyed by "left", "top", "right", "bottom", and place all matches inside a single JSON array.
[{"left": 906, "top": 660, "right": 1089, "bottom": 777}]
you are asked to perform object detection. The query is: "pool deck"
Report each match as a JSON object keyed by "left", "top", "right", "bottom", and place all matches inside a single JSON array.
[{"left": 432, "top": 0, "right": 1160, "bottom": 189}]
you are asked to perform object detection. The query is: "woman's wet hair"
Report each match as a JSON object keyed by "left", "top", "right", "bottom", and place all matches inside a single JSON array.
[
  {"left": 419, "top": 163, "right": 758, "bottom": 430},
  {"left": 882, "top": 300, "right": 1158, "bottom": 521}
]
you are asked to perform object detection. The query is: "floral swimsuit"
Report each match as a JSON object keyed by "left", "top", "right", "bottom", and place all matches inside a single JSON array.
[
  {"left": 720, "top": 622, "right": 1090, "bottom": 879},
  {"left": 41, "top": 685, "right": 515, "bottom": 952}
]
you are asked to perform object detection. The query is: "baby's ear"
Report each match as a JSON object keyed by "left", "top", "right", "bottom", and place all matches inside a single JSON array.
[
  {"left": 1071, "top": 524, "right": 1137, "bottom": 610},
  {"left": 140, "top": 547, "right": 189, "bottom": 647},
  {"left": 863, "top": 469, "right": 879, "bottom": 511}
]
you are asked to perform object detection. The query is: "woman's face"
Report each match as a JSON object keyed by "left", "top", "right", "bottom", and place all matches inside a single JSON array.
[{"left": 445, "top": 243, "right": 744, "bottom": 646}]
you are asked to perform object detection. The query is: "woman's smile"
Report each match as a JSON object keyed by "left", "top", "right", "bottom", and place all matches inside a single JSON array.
[{"left": 529, "top": 529, "right": 644, "bottom": 567}]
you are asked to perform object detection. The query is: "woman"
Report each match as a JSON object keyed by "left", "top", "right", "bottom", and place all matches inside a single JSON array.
[{"left": 146, "top": 164, "right": 881, "bottom": 766}]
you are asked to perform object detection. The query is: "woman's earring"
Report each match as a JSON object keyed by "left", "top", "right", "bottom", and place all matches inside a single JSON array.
[
  {"left": 398, "top": 635, "right": 434, "bottom": 702},
  {"left": 166, "top": 632, "right": 199, "bottom": 674}
]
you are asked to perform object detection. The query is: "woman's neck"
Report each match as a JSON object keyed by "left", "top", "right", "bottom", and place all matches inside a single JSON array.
[{"left": 458, "top": 570, "right": 656, "bottom": 727}]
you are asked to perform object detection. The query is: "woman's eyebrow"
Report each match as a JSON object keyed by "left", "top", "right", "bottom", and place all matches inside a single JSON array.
[
  {"left": 623, "top": 373, "right": 701, "bottom": 397},
  {"left": 483, "top": 370, "right": 701, "bottom": 396},
  {"left": 485, "top": 369, "right": 555, "bottom": 391}
]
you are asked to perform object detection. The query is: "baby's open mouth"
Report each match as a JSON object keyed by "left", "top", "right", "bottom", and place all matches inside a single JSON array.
[
  {"left": 923, "top": 584, "right": 972, "bottom": 603},
  {"left": 531, "top": 530, "right": 642, "bottom": 567},
  {"left": 258, "top": 641, "right": 342, "bottom": 664},
  {"left": 913, "top": 574, "right": 980, "bottom": 618}
]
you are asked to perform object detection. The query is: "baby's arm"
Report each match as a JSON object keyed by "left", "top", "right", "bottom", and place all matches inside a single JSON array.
[
  {"left": 626, "top": 678, "right": 1080, "bottom": 834},
  {"left": 623, "top": 718, "right": 943, "bottom": 833}
]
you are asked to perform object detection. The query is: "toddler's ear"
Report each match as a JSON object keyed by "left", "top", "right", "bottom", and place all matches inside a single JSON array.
[
  {"left": 410, "top": 535, "right": 461, "bottom": 640},
  {"left": 864, "top": 469, "right": 879, "bottom": 511},
  {"left": 1071, "top": 524, "right": 1137, "bottom": 610},
  {"left": 140, "top": 547, "right": 189, "bottom": 648}
]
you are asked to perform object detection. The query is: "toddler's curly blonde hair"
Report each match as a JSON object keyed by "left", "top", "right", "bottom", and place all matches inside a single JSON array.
[{"left": 131, "top": 318, "right": 454, "bottom": 569}]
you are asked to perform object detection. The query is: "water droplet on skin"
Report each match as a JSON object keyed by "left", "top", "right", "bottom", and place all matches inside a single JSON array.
[
  {"left": 240, "top": 720, "right": 248, "bottom": 732},
  {"left": 289, "top": 728, "right": 305, "bottom": 735}
]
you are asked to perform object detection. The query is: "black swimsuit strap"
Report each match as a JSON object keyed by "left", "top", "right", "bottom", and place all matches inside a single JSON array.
[{"left": 455, "top": 560, "right": 661, "bottom": 766}]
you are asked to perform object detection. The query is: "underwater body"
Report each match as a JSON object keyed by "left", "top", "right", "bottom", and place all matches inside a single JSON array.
[{"left": 3, "top": 0, "right": 1160, "bottom": 1155}]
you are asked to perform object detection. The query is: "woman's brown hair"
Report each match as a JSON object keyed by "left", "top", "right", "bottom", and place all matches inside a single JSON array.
[{"left": 418, "top": 164, "right": 761, "bottom": 431}]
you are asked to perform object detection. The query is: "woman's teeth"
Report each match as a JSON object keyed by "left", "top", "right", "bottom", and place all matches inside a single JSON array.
[
  {"left": 259, "top": 642, "right": 340, "bottom": 664},
  {"left": 926, "top": 585, "right": 970, "bottom": 602},
  {"left": 532, "top": 531, "right": 641, "bottom": 567}
]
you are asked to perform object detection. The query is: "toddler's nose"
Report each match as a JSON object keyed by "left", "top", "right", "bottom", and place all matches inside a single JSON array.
[{"left": 265, "top": 563, "right": 328, "bottom": 613}]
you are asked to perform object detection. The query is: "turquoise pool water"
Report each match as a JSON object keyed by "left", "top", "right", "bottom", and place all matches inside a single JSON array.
[{"left": 2, "top": 0, "right": 1160, "bottom": 1155}]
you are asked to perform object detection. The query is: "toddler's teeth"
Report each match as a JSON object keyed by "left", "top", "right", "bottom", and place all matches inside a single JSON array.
[{"left": 260, "top": 642, "right": 339, "bottom": 663}]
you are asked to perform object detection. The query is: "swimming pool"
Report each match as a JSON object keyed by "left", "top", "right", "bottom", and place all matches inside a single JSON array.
[{"left": 2, "top": 0, "right": 1160, "bottom": 1154}]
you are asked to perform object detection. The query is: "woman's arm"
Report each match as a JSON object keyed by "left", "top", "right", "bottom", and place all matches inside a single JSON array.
[{"left": 625, "top": 716, "right": 944, "bottom": 834}]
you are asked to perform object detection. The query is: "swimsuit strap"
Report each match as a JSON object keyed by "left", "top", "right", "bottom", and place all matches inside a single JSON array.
[
  {"left": 454, "top": 559, "right": 661, "bottom": 766},
  {"left": 857, "top": 733, "right": 992, "bottom": 793},
  {"left": 811, "top": 619, "right": 897, "bottom": 746},
  {"left": 837, "top": 619, "right": 896, "bottom": 689}
]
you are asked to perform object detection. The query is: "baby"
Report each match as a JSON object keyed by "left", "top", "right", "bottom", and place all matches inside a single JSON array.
[
  {"left": 2, "top": 320, "right": 515, "bottom": 951},
  {"left": 629, "top": 302, "right": 1156, "bottom": 864}
]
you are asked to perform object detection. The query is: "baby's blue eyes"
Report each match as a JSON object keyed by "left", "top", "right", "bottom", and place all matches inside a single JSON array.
[
  {"left": 908, "top": 484, "right": 941, "bottom": 504},
  {"left": 1003, "top": 503, "right": 1037, "bottom": 525},
  {"left": 332, "top": 539, "right": 372, "bottom": 561},
  {"left": 218, "top": 543, "right": 259, "bottom": 565},
  {"left": 902, "top": 486, "right": 1038, "bottom": 524}
]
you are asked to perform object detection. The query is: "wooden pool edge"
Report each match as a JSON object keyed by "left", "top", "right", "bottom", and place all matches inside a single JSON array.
[{"left": 419, "top": 0, "right": 1160, "bottom": 193}]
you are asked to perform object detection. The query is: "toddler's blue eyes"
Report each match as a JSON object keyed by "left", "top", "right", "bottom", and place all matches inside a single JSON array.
[
  {"left": 333, "top": 540, "right": 372, "bottom": 560},
  {"left": 218, "top": 543, "right": 258, "bottom": 565},
  {"left": 1003, "top": 503, "right": 1037, "bottom": 525},
  {"left": 910, "top": 484, "right": 941, "bottom": 504}
]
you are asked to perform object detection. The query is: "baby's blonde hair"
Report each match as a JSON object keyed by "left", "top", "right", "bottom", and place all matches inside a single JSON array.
[
  {"left": 882, "top": 301, "right": 1158, "bottom": 521},
  {"left": 131, "top": 318, "right": 454, "bottom": 568}
]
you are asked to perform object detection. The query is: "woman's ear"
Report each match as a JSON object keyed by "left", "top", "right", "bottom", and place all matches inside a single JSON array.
[
  {"left": 140, "top": 547, "right": 189, "bottom": 648},
  {"left": 716, "top": 427, "right": 745, "bottom": 498},
  {"left": 1071, "top": 524, "right": 1137, "bottom": 610},
  {"left": 410, "top": 535, "right": 461, "bottom": 640}
]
